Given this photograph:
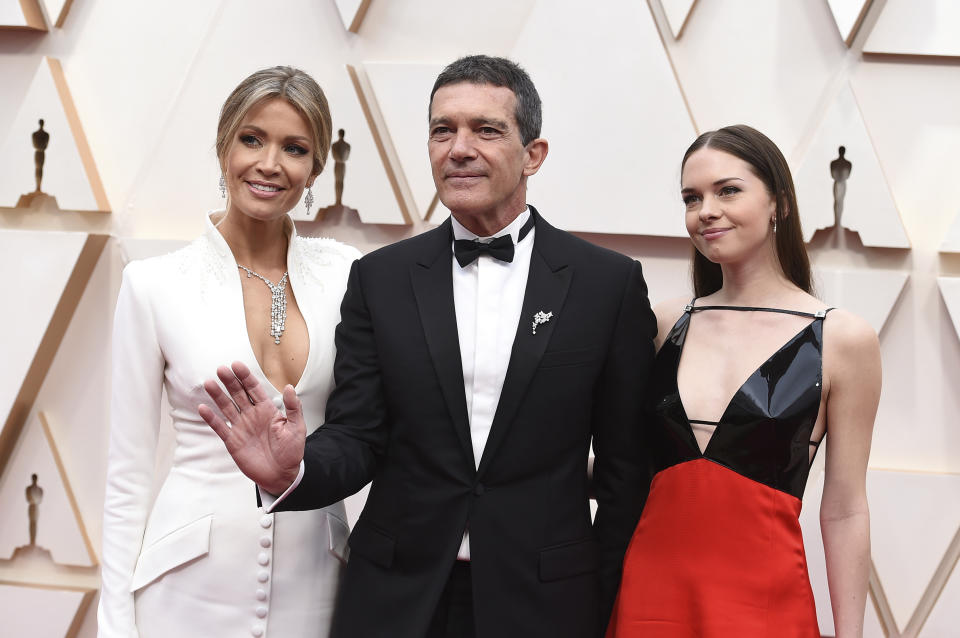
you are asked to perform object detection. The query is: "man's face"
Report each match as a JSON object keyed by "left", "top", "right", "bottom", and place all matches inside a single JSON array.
[{"left": 428, "top": 82, "right": 533, "bottom": 226}]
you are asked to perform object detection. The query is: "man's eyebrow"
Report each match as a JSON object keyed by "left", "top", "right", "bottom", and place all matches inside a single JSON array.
[{"left": 471, "top": 117, "right": 509, "bottom": 129}]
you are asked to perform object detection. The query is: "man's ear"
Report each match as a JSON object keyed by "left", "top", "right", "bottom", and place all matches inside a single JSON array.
[{"left": 522, "top": 138, "right": 549, "bottom": 177}]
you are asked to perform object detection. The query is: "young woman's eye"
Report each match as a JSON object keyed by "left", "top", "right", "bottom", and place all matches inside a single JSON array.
[
  {"left": 719, "top": 185, "right": 741, "bottom": 196},
  {"left": 240, "top": 134, "right": 261, "bottom": 147},
  {"left": 285, "top": 144, "right": 308, "bottom": 156},
  {"left": 682, "top": 194, "right": 701, "bottom": 207}
]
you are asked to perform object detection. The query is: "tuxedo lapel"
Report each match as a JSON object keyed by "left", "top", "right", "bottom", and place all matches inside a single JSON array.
[
  {"left": 410, "top": 220, "right": 475, "bottom": 469},
  {"left": 477, "top": 210, "right": 572, "bottom": 477}
]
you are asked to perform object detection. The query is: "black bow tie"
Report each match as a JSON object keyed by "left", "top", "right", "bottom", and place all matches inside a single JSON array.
[{"left": 453, "top": 214, "right": 535, "bottom": 268}]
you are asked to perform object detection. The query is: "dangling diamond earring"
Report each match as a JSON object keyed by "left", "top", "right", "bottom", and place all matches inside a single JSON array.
[
  {"left": 304, "top": 187, "right": 314, "bottom": 212},
  {"left": 772, "top": 217, "right": 777, "bottom": 234},
  {"left": 219, "top": 175, "right": 226, "bottom": 198}
]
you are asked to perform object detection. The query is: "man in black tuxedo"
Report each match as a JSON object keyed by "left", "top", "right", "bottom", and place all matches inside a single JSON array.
[{"left": 201, "top": 55, "right": 656, "bottom": 638}]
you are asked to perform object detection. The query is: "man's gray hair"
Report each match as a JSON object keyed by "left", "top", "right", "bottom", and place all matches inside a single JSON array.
[{"left": 429, "top": 55, "right": 542, "bottom": 146}]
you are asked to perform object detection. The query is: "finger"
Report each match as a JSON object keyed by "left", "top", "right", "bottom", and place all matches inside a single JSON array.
[
  {"left": 203, "top": 378, "right": 240, "bottom": 423},
  {"left": 233, "top": 361, "right": 271, "bottom": 404},
  {"left": 217, "top": 365, "right": 253, "bottom": 409},
  {"left": 282, "top": 384, "right": 302, "bottom": 419},
  {"left": 198, "top": 403, "right": 232, "bottom": 443}
]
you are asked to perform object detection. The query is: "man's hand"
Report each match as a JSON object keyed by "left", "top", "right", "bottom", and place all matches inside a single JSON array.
[{"left": 198, "top": 362, "right": 305, "bottom": 495}]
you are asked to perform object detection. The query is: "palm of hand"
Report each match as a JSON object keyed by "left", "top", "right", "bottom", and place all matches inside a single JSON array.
[
  {"left": 223, "top": 399, "right": 305, "bottom": 487},
  {"left": 199, "top": 363, "right": 306, "bottom": 494}
]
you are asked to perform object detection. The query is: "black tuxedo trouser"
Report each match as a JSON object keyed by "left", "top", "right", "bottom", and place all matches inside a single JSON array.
[{"left": 426, "top": 562, "right": 476, "bottom": 638}]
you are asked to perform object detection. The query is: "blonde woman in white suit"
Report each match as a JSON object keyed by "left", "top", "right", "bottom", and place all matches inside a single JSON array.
[{"left": 98, "top": 66, "right": 359, "bottom": 638}]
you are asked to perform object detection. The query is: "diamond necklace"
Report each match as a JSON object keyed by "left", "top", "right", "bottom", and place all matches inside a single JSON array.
[{"left": 237, "top": 265, "right": 289, "bottom": 345}]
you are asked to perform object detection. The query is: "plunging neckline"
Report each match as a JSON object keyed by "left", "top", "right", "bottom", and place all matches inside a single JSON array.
[
  {"left": 674, "top": 311, "right": 819, "bottom": 458},
  {"left": 234, "top": 265, "right": 314, "bottom": 396},
  {"left": 208, "top": 213, "right": 314, "bottom": 395}
]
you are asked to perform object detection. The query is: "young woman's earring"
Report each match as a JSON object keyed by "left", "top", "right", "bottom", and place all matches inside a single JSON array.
[
  {"left": 219, "top": 175, "right": 226, "bottom": 198},
  {"left": 772, "top": 217, "right": 777, "bottom": 233}
]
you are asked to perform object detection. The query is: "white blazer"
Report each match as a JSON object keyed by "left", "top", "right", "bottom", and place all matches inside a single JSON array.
[{"left": 98, "top": 213, "right": 360, "bottom": 638}]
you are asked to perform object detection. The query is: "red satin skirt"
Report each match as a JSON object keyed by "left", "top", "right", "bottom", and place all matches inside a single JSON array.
[{"left": 607, "top": 459, "right": 819, "bottom": 638}]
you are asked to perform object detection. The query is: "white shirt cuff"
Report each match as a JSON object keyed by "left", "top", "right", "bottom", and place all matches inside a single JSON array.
[{"left": 259, "top": 461, "right": 305, "bottom": 513}]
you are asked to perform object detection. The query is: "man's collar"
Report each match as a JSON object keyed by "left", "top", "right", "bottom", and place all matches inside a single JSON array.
[{"left": 450, "top": 207, "right": 531, "bottom": 243}]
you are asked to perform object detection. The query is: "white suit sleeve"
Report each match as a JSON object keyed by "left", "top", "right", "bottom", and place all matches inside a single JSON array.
[{"left": 97, "top": 262, "right": 165, "bottom": 638}]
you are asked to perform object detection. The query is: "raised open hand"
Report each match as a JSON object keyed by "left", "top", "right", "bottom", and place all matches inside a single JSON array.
[{"left": 198, "top": 361, "right": 305, "bottom": 495}]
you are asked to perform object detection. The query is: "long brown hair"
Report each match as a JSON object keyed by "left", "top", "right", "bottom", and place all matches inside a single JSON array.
[{"left": 681, "top": 124, "right": 811, "bottom": 297}]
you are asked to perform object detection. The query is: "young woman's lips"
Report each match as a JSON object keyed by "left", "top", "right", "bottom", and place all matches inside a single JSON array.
[
  {"left": 246, "top": 181, "right": 284, "bottom": 198},
  {"left": 701, "top": 227, "right": 731, "bottom": 241}
]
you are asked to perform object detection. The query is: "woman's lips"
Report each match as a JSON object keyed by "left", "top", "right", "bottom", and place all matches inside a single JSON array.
[
  {"left": 246, "top": 181, "right": 283, "bottom": 198},
  {"left": 701, "top": 227, "right": 731, "bottom": 240}
]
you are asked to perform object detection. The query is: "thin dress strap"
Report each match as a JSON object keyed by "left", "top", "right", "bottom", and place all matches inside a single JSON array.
[{"left": 685, "top": 301, "right": 834, "bottom": 320}]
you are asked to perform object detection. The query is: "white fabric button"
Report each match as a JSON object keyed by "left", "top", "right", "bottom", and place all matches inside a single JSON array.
[
  {"left": 257, "top": 552, "right": 270, "bottom": 566},
  {"left": 257, "top": 570, "right": 269, "bottom": 583},
  {"left": 251, "top": 625, "right": 263, "bottom": 637},
  {"left": 256, "top": 606, "right": 268, "bottom": 618},
  {"left": 259, "top": 515, "right": 273, "bottom": 529},
  {"left": 259, "top": 536, "right": 272, "bottom": 548},
  {"left": 256, "top": 589, "right": 267, "bottom": 601}
]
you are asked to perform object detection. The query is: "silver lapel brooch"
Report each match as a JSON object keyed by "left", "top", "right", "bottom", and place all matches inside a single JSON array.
[{"left": 532, "top": 310, "right": 553, "bottom": 335}]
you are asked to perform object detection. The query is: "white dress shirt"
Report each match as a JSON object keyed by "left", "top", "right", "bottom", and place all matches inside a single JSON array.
[
  {"left": 267, "top": 209, "right": 535, "bottom": 562},
  {"left": 451, "top": 208, "right": 534, "bottom": 559}
]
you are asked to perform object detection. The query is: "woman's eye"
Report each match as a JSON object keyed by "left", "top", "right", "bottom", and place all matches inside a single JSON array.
[
  {"left": 285, "top": 144, "right": 309, "bottom": 156},
  {"left": 682, "top": 194, "right": 701, "bottom": 207},
  {"left": 719, "top": 185, "right": 740, "bottom": 196},
  {"left": 240, "top": 134, "right": 261, "bottom": 147}
]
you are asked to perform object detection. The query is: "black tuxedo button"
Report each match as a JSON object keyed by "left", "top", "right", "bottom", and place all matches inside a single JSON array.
[{"left": 473, "top": 483, "right": 485, "bottom": 496}]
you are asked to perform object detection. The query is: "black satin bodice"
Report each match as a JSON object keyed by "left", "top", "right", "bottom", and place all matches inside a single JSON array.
[{"left": 646, "top": 304, "right": 829, "bottom": 500}]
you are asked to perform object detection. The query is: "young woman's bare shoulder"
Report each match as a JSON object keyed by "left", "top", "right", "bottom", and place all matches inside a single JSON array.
[{"left": 823, "top": 308, "right": 881, "bottom": 383}]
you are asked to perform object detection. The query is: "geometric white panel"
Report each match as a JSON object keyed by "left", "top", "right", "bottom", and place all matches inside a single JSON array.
[
  {"left": 512, "top": 0, "right": 695, "bottom": 237},
  {"left": 922, "top": 556, "right": 960, "bottom": 637},
  {"left": 131, "top": 1, "right": 406, "bottom": 226},
  {"left": 364, "top": 62, "right": 449, "bottom": 220},
  {"left": 795, "top": 83, "right": 910, "bottom": 248},
  {"left": 814, "top": 266, "right": 908, "bottom": 334},
  {"left": 0, "top": 415, "right": 93, "bottom": 566},
  {"left": 939, "top": 277, "right": 960, "bottom": 341},
  {"left": 0, "top": 230, "right": 87, "bottom": 440},
  {"left": 0, "top": 0, "right": 45, "bottom": 30},
  {"left": 333, "top": 0, "right": 370, "bottom": 33},
  {"left": 864, "top": 0, "right": 960, "bottom": 58},
  {"left": 0, "top": 585, "right": 86, "bottom": 637},
  {"left": 660, "top": 0, "right": 698, "bottom": 38},
  {"left": 867, "top": 469, "right": 960, "bottom": 632},
  {"left": 941, "top": 212, "right": 960, "bottom": 253},
  {"left": 0, "top": 58, "right": 108, "bottom": 211},
  {"left": 38, "top": 0, "right": 70, "bottom": 28},
  {"left": 825, "top": 0, "right": 873, "bottom": 45}
]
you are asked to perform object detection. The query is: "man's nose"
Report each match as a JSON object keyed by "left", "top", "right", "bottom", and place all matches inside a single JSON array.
[{"left": 448, "top": 131, "right": 477, "bottom": 160}]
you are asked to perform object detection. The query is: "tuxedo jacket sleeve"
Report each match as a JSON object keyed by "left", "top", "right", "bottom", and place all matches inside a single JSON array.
[
  {"left": 589, "top": 259, "right": 657, "bottom": 629},
  {"left": 276, "top": 258, "right": 387, "bottom": 509}
]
